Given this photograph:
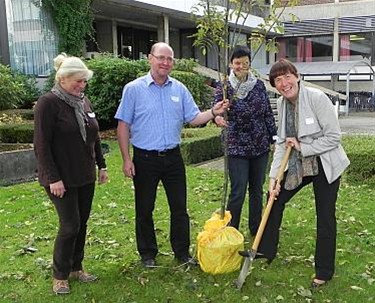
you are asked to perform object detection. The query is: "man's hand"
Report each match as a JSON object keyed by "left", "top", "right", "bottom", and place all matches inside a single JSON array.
[
  {"left": 212, "top": 99, "right": 230, "bottom": 116},
  {"left": 123, "top": 161, "right": 135, "bottom": 178}
]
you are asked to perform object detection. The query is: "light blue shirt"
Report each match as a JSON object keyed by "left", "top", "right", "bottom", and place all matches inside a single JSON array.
[{"left": 115, "top": 72, "right": 200, "bottom": 151}]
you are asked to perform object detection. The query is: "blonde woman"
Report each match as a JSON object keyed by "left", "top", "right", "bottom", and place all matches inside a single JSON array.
[{"left": 34, "top": 53, "right": 108, "bottom": 294}]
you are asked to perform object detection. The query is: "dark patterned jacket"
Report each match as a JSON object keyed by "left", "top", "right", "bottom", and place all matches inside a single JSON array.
[{"left": 214, "top": 79, "right": 277, "bottom": 158}]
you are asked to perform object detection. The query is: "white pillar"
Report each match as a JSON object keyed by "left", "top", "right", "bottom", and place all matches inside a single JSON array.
[
  {"left": 112, "top": 19, "right": 118, "bottom": 56},
  {"left": 332, "top": 17, "right": 339, "bottom": 62},
  {"left": 345, "top": 73, "right": 350, "bottom": 116},
  {"left": 158, "top": 15, "right": 169, "bottom": 44}
]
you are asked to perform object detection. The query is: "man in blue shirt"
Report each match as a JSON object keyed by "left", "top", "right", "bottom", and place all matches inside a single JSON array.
[{"left": 115, "top": 42, "right": 228, "bottom": 268}]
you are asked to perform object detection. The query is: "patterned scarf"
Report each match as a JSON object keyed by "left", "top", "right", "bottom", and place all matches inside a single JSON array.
[
  {"left": 228, "top": 69, "right": 257, "bottom": 100},
  {"left": 284, "top": 99, "right": 319, "bottom": 190},
  {"left": 51, "top": 83, "right": 87, "bottom": 143}
]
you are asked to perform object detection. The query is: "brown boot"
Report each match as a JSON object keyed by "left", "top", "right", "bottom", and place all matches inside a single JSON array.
[
  {"left": 52, "top": 278, "right": 70, "bottom": 295},
  {"left": 69, "top": 270, "right": 97, "bottom": 282}
]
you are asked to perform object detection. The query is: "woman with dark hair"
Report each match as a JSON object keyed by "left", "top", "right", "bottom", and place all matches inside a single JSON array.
[
  {"left": 34, "top": 53, "right": 108, "bottom": 294},
  {"left": 257, "top": 58, "right": 350, "bottom": 288},
  {"left": 214, "top": 45, "right": 277, "bottom": 236}
]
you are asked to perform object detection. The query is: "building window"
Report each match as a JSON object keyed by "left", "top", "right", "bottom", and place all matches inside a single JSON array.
[
  {"left": 339, "top": 33, "right": 372, "bottom": 61},
  {"left": 5, "top": 0, "right": 59, "bottom": 76},
  {"left": 276, "top": 35, "right": 333, "bottom": 62}
]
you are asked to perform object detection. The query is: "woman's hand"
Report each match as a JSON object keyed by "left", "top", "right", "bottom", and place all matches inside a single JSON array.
[
  {"left": 286, "top": 137, "right": 301, "bottom": 151},
  {"left": 98, "top": 169, "right": 108, "bottom": 184},
  {"left": 214, "top": 116, "right": 228, "bottom": 128},
  {"left": 50, "top": 180, "right": 66, "bottom": 198},
  {"left": 268, "top": 177, "right": 281, "bottom": 197}
]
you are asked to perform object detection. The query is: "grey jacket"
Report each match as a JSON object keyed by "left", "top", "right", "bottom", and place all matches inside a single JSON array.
[{"left": 270, "top": 83, "right": 350, "bottom": 184}]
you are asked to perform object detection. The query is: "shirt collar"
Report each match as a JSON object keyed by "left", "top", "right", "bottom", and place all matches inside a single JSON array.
[{"left": 146, "top": 72, "right": 172, "bottom": 87}]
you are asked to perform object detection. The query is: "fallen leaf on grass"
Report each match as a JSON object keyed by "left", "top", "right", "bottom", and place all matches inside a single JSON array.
[
  {"left": 350, "top": 285, "right": 364, "bottom": 291},
  {"left": 296, "top": 286, "right": 312, "bottom": 298},
  {"left": 14, "top": 246, "right": 38, "bottom": 256},
  {"left": 137, "top": 276, "right": 149, "bottom": 286}
]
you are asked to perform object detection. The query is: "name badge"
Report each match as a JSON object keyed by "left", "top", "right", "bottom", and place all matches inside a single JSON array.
[
  {"left": 305, "top": 117, "right": 314, "bottom": 125},
  {"left": 171, "top": 96, "right": 179, "bottom": 102},
  {"left": 88, "top": 112, "right": 96, "bottom": 118}
]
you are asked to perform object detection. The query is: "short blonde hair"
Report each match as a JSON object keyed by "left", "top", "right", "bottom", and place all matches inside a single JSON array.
[{"left": 54, "top": 53, "right": 93, "bottom": 82}]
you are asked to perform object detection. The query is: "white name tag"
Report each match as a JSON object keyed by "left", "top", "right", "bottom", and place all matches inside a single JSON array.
[
  {"left": 88, "top": 112, "right": 96, "bottom": 118},
  {"left": 305, "top": 117, "right": 314, "bottom": 125},
  {"left": 171, "top": 96, "right": 179, "bottom": 102}
]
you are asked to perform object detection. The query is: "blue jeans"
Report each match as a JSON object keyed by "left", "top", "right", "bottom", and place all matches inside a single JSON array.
[{"left": 227, "top": 152, "right": 269, "bottom": 235}]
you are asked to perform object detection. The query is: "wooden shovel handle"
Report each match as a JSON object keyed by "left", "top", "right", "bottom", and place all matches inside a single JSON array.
[{"left": 252, "top": 145, "right": 292, "bottom": 251}]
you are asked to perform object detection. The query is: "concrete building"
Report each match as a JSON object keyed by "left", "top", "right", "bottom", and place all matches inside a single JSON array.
[
  {"left": 264, "top": 0, "right": 375, "bottom": 111},
  {"left": 0, "top": 0, "right": 271, "bottom": 76}
]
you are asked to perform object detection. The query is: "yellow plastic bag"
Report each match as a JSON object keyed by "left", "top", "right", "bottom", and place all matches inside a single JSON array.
[{"left": 197, "top": 211, "right": 244, "bottom": 275}]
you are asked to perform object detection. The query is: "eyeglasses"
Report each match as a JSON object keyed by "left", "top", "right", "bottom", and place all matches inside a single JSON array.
[{"left": 150, "top": 53, "right": 174, "bottom": 64}]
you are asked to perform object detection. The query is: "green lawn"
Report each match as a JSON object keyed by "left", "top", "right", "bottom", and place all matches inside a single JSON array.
[{"left": 0, "top": 140, "right": 374, "bottom": 303}]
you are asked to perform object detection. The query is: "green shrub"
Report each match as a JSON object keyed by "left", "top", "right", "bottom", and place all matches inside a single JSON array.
[
  {"left": 0, "top": 65, "right": 40, "bottom": 110},
  {"left": 170, "top": 70, "right": 213, "bottom": 110},
  {"left": 173, "top": 58, "right": 198, "bottom": 72},
  {"left": 85, "top": 56, "right": 149, "bottom": 128},
  {"left": 342, "top": 135, "right": 375, "bottom": 185},
  {"left": 0, "top": 123, "right": 34, "bottom": 143},
  {"left": 11, "top": 71, "right": 40, "bottom": 108},
  {"left": 0, "top": 65, "right": 24, "bottom": 110},
  {"left": 42, "top": 70, "right": 56, "bottom": 93}
]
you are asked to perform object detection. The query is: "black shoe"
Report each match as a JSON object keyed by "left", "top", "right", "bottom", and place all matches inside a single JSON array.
[
  {"left": 142, "top": 258, "right": 156, "bottom": 268},
  {"left": 310, "top": 278, "right": 328, "bottom": 289},
  {"left": 177, "top": 256, "right": 199, "bottom": 266}
]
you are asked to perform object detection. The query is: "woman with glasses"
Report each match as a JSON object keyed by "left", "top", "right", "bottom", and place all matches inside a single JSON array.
[{"left": 214, "top": 45, "right": 277, "bottom": 236}]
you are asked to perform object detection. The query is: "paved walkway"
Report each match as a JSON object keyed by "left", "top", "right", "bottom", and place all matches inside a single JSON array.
[{"left": 196, "top": 112, "right": 375, "bottom": 171}]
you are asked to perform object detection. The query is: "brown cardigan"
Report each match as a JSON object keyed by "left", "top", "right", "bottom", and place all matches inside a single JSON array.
[{"left": 33, "top": 92, "right": 106, "bottom": 188}]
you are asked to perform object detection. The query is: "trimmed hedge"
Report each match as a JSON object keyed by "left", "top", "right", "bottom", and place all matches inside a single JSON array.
[
  {"left": 0, "top": 109, "right": 34, "bottom": 120},
  {"left": 180, "top": 126, "right": 222, "bottom": 165},
  {"left": 342, "top": 135, "right": 375, "bottom": 185},
  {"left": 0, "top": 123, "right": 34, "bottom": 143}
]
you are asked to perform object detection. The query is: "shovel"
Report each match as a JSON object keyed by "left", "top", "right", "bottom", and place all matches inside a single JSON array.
[{"left": 235, "top": 145, "right": 292, "bottom": 290}]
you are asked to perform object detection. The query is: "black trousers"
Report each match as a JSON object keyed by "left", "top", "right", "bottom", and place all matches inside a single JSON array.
[
  {"left": 132, "top": 146, "right": 190, "bottom": 261},
  {"left": 258, "top": 158, "right": 340, "bottom": 281},
  {"left": 227, "top": 152, "right": 269, "bottom": 235},
  {"left": 46, "top": 183, "right": 95, "bottom": 280}
]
